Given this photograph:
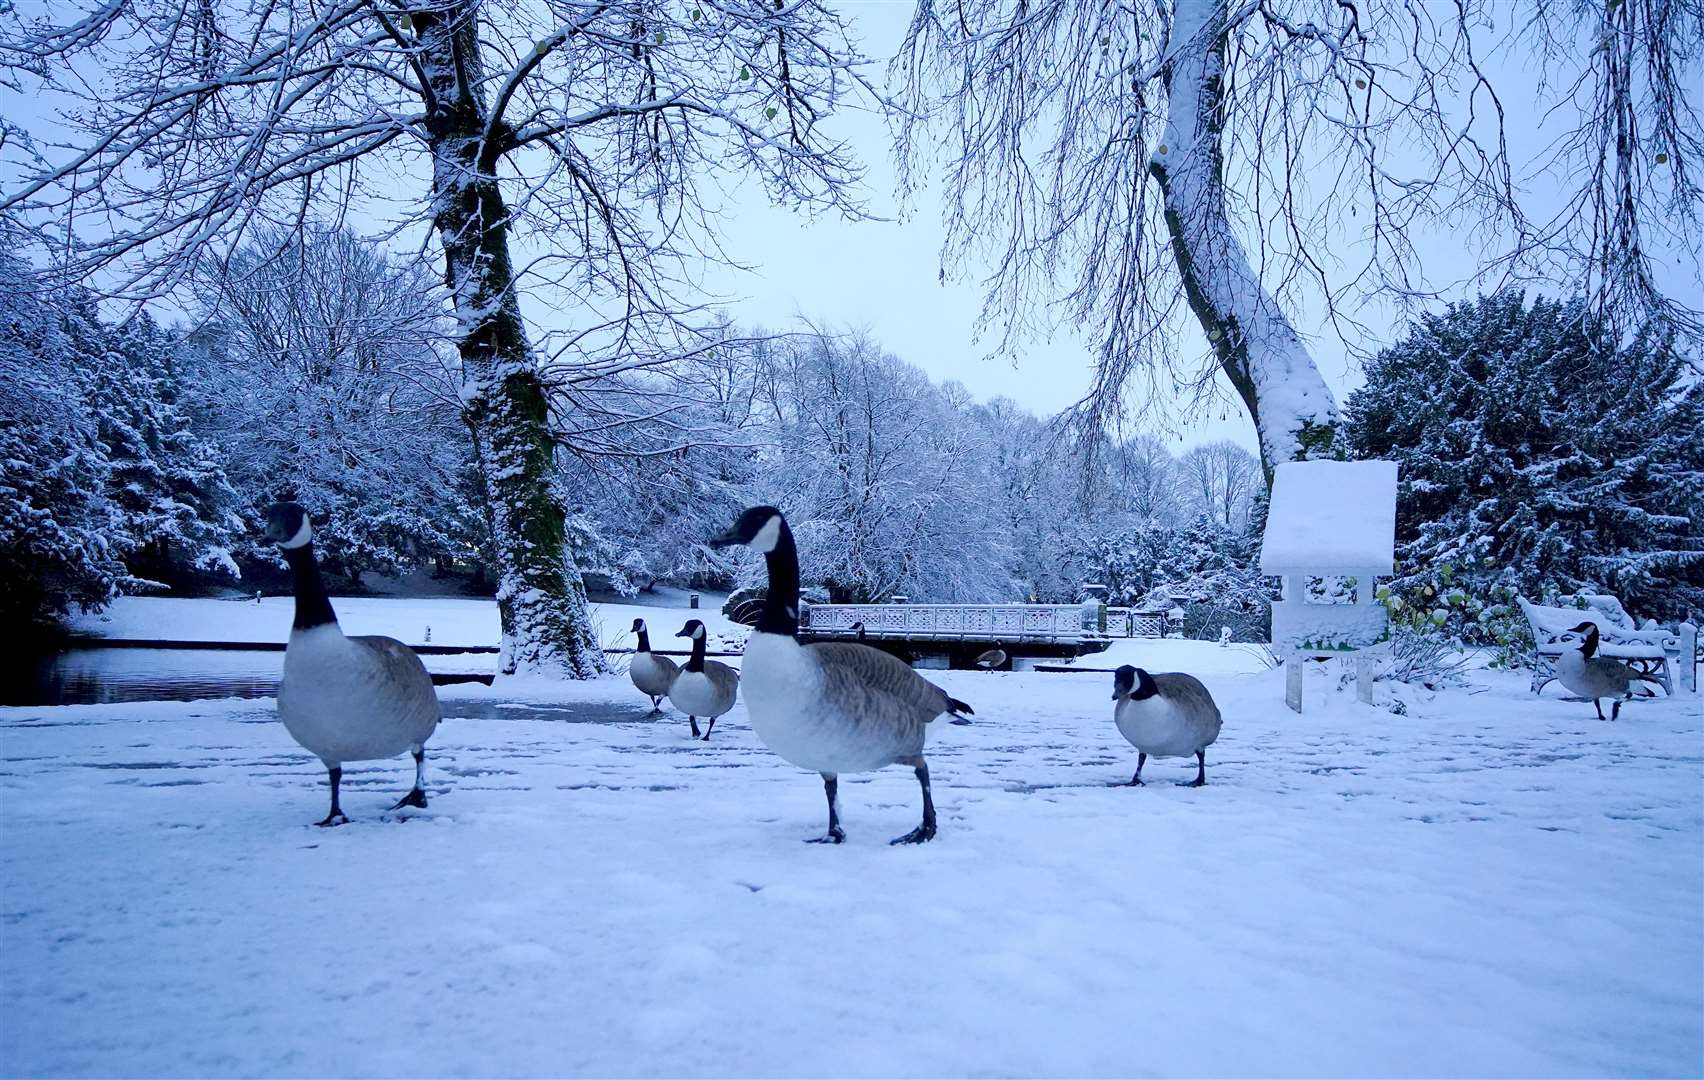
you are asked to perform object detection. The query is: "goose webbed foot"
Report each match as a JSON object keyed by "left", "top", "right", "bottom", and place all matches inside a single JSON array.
[
  {"left": 689, "top": 716, "right": 702, "bottom": 738},
  {"left": 1593, "top": 699, "right": 1607, "bottom": 721},
  {"left": 700, "top": 717, "right": 717, "bottom": 742},
  {"left": 807, "top": 827, "right": 846, "bottom": 845},
  {"left": 1610, "top": 699, "right": 1622, "bottom": 721},
  {"left": 315, "top": 811, "right": 349, "bottom": 828},
  {"left": 890, "top": 822, "right": 936, "bottom": 845},
  {"left": 390, "top": 788, "right": 428, "bottom": 811},
  {"left": 1121, "top": 776, "right": 1146, "bottom": 787}
]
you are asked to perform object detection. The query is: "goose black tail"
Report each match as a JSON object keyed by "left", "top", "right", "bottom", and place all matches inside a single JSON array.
[{"left": 947, "top": 696, "right": 974, "bottom": 725}]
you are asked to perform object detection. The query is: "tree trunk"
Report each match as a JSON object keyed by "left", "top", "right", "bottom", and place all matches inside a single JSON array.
[
  {"left": 417, "top": 5, "right": 602, "bottom": 678},
  {"left": 1149, "top": 0, "right": 1338, "bottom": 484}
]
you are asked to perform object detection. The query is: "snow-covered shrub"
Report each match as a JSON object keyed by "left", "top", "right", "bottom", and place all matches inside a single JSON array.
[
  {"left": 1374, "top": 626, "right": 1475, "bottom": 691},
  {"left": 1345, "top": 291, "right": 1704, "bottom": 627},
  {"left": 1079, "top": 515, "right": 1273, "bottom": 641},
  {"left": 1375, "top": 566, "right": 1530, "bottom": 667}
]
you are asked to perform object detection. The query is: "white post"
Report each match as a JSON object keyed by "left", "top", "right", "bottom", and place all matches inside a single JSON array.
[
  {"left": 1355, "top": 653, "right": 1374, "bottom": 705},
  {"left": 1681, "top": 623, "right": 1698, "bottom": 694},
  {"left": 1286, "top": 652, "right": 1303, "bottom": 713}
]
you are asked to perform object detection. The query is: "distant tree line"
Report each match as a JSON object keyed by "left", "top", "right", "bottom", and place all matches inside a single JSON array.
[
  {"left": 8, "top": 236, "right": 1695, "bottom": 641},
  {"left": 0, "top": 232, "right": 1268, "bottom": 633}
]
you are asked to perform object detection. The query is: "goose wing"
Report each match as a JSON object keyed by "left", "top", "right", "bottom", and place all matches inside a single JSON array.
[
  {"left": 1151, "top": 672, "right": 1221, "bottom": 735},
  {"left": 349, "top": 635, "right": 442, "bottom": 723},
  {"left": 806, "top": 642, "right": 971, "bottom": 721},
  {"left": 705, "top": 659, "right": 741, "bottom": 703},
  {"left": 1582, "top": 655, "right": 1636, "bottom": 692}
]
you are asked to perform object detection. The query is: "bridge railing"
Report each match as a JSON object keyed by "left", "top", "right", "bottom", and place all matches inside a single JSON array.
[
  {"left": 802, "top": 603, "right": 1091, "bottom": 643},
  {"left": 1104, "top": 607, "right": 1168, "bottom": 639}
]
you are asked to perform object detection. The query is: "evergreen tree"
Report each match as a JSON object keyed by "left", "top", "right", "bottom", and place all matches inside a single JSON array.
[
  {"left": 73, "top": 306, "right": 241, "bottom": 588},
  {"left": 1345, "top": 291, "right": 1704, "bottom": 626},
  {"left": 0, "top": 254, "right": 124, "bottom": 628}
]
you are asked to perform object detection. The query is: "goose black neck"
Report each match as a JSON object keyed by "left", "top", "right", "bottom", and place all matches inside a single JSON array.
[
  {"left": 282, "top": 544, "right": 338, "bottom": 632},
  {"left": 756, "top": 520, "right": 801, "bottom": 637},
  {"left": 685, "top": 634, "right": 707, "bottom": 673},
  {"left": 1581, "top": 629, "right": 1599, "bottom": 659},
  {"left": 635, "top": 628, "right": 652, "bottom": 653}
]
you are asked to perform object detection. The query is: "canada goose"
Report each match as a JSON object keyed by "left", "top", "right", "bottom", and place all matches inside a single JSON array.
[
  {"left": 668, "top": 619, "right": 739, "bottom": 740},
  {"left": 851, "top": 621, "right": 868, "bottom": 642},
  {"left": 264, "top": 503, "right": 440, "bottom": 826},
  {"left": 1558, "top": 621, "right": 1658, "bottom": 720},
  {"left": 973, "top": 647, "right": 1008, "bottom": 671},
  {"left": 1112, "top": 664, "right": 1222, "bottom": 787},
  {"left": 628, "top": 617, "right": 679, "bottom": 712},
  {"left": 710, "top": 506, "right": 973, "bottom": 844}
]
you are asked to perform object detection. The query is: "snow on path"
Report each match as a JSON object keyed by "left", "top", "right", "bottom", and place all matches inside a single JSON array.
[{"left": 2, "top": 668, "right": 1700, "bottom": 1077}]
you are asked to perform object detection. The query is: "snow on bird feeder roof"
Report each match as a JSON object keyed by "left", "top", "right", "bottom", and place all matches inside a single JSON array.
[{"left": 1259, "top": 460, "right": 1398, "bottom": 574}]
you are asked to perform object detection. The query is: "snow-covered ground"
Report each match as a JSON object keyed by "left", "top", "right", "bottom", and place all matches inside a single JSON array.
[
  {"left": 1055, "top": 636, "right": 1274, "bottom": 675},
  {"left": 3, "top": 661, "right": 1699, "bottom": 1077},
  {"left": 69, "top": 592, "right": 744, "bottom": 652}
]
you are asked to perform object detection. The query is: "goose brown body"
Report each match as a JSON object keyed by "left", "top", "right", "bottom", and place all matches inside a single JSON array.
[
  {"left": 711, "top": 506, "right": 971, "bottom": 843},
  {"left": 1557, "top": 622, "right": 1657, "bottom": 720}
]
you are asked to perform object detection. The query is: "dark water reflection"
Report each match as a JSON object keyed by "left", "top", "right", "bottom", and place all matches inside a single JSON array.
[{"left": 8, "top": 648, "right": 493, "bottom": 707}]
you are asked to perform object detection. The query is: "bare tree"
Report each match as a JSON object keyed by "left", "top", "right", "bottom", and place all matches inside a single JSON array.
[
  {"left": 892, "top": 0, "right": 1703, "bottom": 479},
  {"left": 1179, "top": 439, "right": 1258, "bottom": 528},
  {"left": 749, "top": 328, "right": 1019, "bottom": 602},
  {"left": 1, "top": 1, "right": 873, "bottom": 676},
  {"left": 1114, "top": 433, "right": 1180, "bottom": 520},
  {"left": 190, "top": 224, "right": 480, "bottom": 579}
]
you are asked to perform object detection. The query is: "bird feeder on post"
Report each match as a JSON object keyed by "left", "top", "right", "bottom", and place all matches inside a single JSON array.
[{"left": 1259, "top": 460, "right": 1399, "bottom": 712}]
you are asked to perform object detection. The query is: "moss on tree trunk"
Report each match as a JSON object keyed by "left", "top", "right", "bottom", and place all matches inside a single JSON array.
[{"left": 418, "top": 3, "right": 602, "bottom": 677}]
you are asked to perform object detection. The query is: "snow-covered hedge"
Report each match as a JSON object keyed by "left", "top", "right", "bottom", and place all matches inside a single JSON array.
[{"left": 1345, "top": 291, "right": 1704, "bottom": 630}]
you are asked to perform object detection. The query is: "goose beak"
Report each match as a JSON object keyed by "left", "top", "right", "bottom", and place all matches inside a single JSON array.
[{"left": 707, "top": 529, "right": 742, "bottom": 548}]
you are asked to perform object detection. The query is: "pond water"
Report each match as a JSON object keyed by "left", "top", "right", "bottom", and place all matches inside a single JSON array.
[{"left": 8, "top": 648, "right": 494, "bottom": 708}]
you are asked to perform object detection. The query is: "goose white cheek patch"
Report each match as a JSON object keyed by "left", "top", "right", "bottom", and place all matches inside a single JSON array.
[
  {"left": 750, "top": 515, "right": 782, "bottom": 553},
  {"left": 279, "top": 518, "right": 314, "bottom": 550}
]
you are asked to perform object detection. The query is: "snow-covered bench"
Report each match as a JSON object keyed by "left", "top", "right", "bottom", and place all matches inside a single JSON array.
[{"left": 1519, "top": 595, "right": 1678, "bottom": 697}]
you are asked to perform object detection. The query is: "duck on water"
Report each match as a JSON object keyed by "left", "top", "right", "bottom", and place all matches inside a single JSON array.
[
  {"left": 266, "top": 503, "right": 441, "bottom": 826},
  {"left": 711, "top": 506, "right": 973, "bottom": 844}
]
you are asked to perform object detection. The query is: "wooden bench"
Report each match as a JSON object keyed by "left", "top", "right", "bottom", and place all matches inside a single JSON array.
[{"left": 1519, "top": 595, "right": 1678, "bottom": 697}]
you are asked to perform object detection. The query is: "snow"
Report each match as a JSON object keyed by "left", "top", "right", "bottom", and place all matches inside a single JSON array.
[
  {"left": 1055, "top": 636, "right": 1274, "bottom": 675},
  {"left": 1260, "top": 460, "right": 1399, "bottom": 573},
  {"left": 69, "top": 593, "right": 745, "bottom": 654},
  {"left": 3, "top": 665, "right": 1699, "bottom": 1076}
]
